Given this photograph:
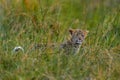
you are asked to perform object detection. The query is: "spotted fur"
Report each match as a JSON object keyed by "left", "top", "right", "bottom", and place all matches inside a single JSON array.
[{"left": 60, "top": 29, "right": 89, "bottom": 54}]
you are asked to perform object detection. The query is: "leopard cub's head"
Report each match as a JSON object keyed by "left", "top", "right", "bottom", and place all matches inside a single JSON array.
[{"left": 69, "top": 28, "right": 89, "bottom": 45}]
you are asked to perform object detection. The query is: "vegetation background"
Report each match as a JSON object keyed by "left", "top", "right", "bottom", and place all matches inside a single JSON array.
[{"left": 0, "top": 0, "right": 120, "bottom": 80}]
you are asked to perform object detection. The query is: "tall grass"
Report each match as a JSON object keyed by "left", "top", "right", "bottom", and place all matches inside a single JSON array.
[{"left": 0, "top": 0, "right": 120, "bottom": 80}]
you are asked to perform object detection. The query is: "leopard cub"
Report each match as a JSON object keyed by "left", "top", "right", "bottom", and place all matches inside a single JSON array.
[{"left": 60, "top": 28, "right": 89, "bottom": 54}]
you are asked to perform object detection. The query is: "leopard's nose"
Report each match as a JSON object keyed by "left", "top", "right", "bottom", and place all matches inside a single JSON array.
[{"left": 76, "top": 40, "right": 82, "bottom": 44}]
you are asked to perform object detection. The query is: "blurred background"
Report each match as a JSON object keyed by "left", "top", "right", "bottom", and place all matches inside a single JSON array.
[{"left": 0, "top": 0, "right": 120, "bottom": 80}]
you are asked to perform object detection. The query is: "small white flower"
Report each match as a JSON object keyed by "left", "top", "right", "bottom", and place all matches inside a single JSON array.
[{"left": 13, "top": 46, "right": 24, "bottom": 53}]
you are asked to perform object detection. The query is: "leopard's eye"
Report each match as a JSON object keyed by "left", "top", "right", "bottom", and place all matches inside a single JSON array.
[{"left": 81, "top": 34, "right": 84, "bottom": 37}]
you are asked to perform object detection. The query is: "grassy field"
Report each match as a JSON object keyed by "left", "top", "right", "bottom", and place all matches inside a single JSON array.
[{"left": 0, "top": 0, "right": 120, "bottom": 80}]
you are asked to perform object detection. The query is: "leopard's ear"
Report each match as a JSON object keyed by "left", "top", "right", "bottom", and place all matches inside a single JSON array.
[
  {"left": 69, "top": 28, "right": 74, "bottom": 35},
  {"left": 83, "top": 30, "right": 89, "bottom": 38}
]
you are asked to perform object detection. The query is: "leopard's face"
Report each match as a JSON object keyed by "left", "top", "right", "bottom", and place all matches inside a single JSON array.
[{"left": 69, "top": 29, "right": 89, "bottom": 45}]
